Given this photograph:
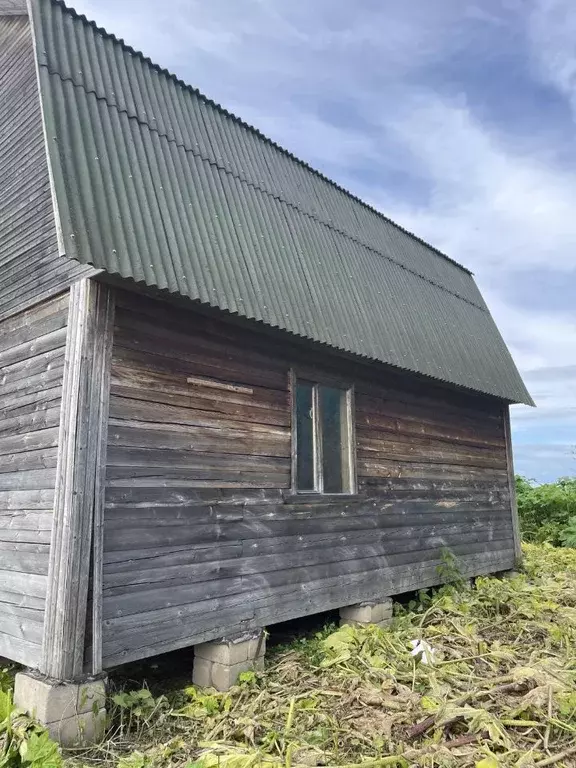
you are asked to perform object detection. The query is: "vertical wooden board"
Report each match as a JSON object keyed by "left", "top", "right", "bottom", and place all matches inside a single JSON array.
[
  {"left": 503, "top": 404, "right": 522, "bottom": 562},
  {"left": 90, "top": 288, "right": 115, "bottom": 674},
  {"left": 41, "top": 280, "right": 114, "bottom": 680}
]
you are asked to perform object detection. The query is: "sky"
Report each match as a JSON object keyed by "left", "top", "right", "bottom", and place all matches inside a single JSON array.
[{"left": 71, "top": 0, "right": 576, "bottom": 482}]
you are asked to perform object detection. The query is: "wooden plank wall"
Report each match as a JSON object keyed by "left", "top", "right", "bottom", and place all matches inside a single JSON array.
[
  {"left": 0, "top": 15, "right": 94, "bottom": 323},
  {"left": 103, "top": 291, "right": 514, "bottom": 667},
  {"left": 0, "top": 293, "right": 70, "bottom": 666},
  {"left": 0, "top": 15, "right": 96, "bottom": 668},
  {"left": 42, "top": 281, "right": 115, "bottom": 681}
]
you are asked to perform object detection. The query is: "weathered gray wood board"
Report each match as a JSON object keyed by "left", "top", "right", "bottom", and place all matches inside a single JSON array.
[
  {"left": 0, "top": 15, "right": 94, "bottom": 323},
  {"left": 0, "top": 294, "right": 70, "bottom": 666},
  {"left": 102, "top": 291, "right": 515, "bottom": 667},
  {"left": 0, "top": 14, "right": 99, "bottom": 669},
  {"left": 503, "top": 405, "right": 522, "bottom": 562},
  {"left": 42, "top": 281, "right": 114, "bottom": 681}
]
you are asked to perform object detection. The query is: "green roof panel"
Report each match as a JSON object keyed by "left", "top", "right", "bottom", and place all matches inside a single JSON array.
[{"left": 28, "top": 0, "right": 533, "bottom": 405}]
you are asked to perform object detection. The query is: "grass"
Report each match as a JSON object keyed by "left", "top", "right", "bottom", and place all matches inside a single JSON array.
[{"left": 7, "top": 543, "right": 576, "bottom": 768}]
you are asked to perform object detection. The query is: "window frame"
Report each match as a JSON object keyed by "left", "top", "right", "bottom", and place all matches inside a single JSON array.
[{"left": 289, "top": 369, "right": 357, "bottom": 496}]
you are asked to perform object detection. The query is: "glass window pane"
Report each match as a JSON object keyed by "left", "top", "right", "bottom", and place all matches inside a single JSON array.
[
  {"left": 319, "top": 385, "right": 348, "bottom": 493},
  {"left": 295, "top": 381, "right": 315, "bottom": 490}
]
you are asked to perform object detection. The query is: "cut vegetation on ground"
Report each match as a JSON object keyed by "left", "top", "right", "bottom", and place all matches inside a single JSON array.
[{"left": 3, "top": 543, "right": 576, "bottom": 768}]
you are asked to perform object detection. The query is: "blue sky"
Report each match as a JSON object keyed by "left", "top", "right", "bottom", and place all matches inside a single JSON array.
[{"left": 72, "top": 0, "right": 576, "bottom": 482}]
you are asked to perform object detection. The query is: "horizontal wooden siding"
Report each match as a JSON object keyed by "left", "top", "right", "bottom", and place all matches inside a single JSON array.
[
  {"left": 0, "top": 14, "right": 96, "bottom": 668},
  {"left": 0, "top": 293, "right": 70, "bottom": 666},
  {"left": 103, "top": 291, "right": 514, "bottom": 667}
]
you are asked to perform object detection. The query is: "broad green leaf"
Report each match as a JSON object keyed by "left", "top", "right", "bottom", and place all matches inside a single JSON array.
[{"left": 476, "top": 758, "right": 499, "bottom": 768}]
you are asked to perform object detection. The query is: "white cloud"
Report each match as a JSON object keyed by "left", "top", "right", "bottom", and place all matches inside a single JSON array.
[
  {"left": 484, "top": 299, "right": 576, "bottom": 475},
  {"left": 483, "top": 297, "right": 576, "bottom": 373},
  {"left": 528, "top": 0, "right": 576, "bottom": 117},
  {"left": 365, "top": 94, "right": 576, "bottom": 277}
]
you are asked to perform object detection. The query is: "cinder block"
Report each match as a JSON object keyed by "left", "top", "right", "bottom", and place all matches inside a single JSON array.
[
  {"left": 210, "top": 660, "right": 251, "bottom": 691},
  {"left": 192, "top": 656, "right": 256, "bottom": 691},
  {"left": 340, "top": 605, "right": 373, "bottom": 623},
  {"left": 47, "top": 708, "right": 106, "bottom": 747},
  {"left": 369, "top": 603, "right": 385, "bottom": 623},
  {"left": 191, "top": 657, "right": 213, "bottom": 688},
  {"left": 193, "top": 630, "right": 266, "bottom": 691},
  {"left": 14, "top": 672, "right": 107, "bottom": 747},
  {"left": 194, "top": 633, "right": 261, "bottom": 666},
  {"left": 380, "top": 602, "right": 394, "bottom": 619},
  {"left": 194, "top": 631, "right": 265, "bottom": 666},
  {"left": 14, "top": 674, "right": 77, "bottom": 723},
  {"left": 76, "top": 680, "right": 107, "bottom": 715},
  {"left": 339, "top": 599, "right": 393, "bottom": 628},
  {"left": 248, "top": 632, "right": 266, "bottom": 660},
  {"left": 500, "top": 570, "right": 521, "bottom": 580},
  {"left": 194, "top": 640, "right": 245, "bottom": 666}
]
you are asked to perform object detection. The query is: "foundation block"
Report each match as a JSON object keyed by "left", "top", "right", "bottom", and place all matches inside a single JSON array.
[
  {"left": 340, "top": 598, "right": 393, "bottom": 628},
  {"left": 500, "top": 569, "right": 521, "bottom": 580},
  {"left": 13, "top": 671, "right": 106, "bottom": 747},
  {"left": 193, "top": 630, "right": 266, "bottom": 691}
]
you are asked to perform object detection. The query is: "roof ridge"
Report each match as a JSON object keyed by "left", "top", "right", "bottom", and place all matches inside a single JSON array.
[{"left": 43, "top": 0, "right": 473, "bottom": 278}]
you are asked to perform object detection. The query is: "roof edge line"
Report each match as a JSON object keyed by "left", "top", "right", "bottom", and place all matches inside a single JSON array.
[
  {"left": 27, "top": 0, "right": 68, "bottom": 259},
  {"left": 96, "top": 270, "right": 534, "bottom": 406}
]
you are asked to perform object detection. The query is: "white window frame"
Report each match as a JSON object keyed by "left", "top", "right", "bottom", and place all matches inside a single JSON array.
[{"left": 290, "top": 370, "right": 357, "bottom": 495}]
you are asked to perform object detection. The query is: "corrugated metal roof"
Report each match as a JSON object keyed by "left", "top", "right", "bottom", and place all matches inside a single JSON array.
[{"left": 27, "top": 0, "right": 533, "bottom": 405}]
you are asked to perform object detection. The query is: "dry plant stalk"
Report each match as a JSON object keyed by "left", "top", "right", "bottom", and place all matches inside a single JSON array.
[{"left": 61, "top": 544, "right": 576, "bottom": 768}]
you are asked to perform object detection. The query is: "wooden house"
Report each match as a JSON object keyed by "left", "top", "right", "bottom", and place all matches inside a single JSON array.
[{"left": 0, "top": 0, "right": 532, "bottom": 744}]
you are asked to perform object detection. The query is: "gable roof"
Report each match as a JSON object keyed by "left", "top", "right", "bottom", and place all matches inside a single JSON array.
[{"left": 21, "top": 0, "right": 531, "bottom": 404}]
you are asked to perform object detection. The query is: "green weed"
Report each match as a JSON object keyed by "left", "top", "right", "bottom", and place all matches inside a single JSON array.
[
  {"left": 6, "top": 543, "right": 576, "bottom": 768},
  {"left": 0, "top": 687, "right": 62, "bottom": 768},
  {"left": 517, "top": 475, "right": 576, "bottom": 546}
]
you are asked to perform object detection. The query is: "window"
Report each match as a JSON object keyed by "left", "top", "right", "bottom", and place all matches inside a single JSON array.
[{"left": 293, "top": 376, "right": 355, "bottom": 494}]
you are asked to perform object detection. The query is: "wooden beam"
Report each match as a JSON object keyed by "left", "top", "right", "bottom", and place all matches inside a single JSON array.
[
  {"left": 90, "top": 287, "right": 115, "bottom": 676},
  {"left": 503, "top": 404, "right": 522, "bottom": 564},
  {"left": 41, "top": 280, "right": 114, "bottom": 681}
]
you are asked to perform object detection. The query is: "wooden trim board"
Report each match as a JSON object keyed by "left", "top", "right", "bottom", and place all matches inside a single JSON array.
[
  {"left": 41, "top": 280, "right": 114, "bottom": 681},
  {"left": 503, "top": 404, "right": 522, "bottom": 564},
  {"left": 90, "top": 287, "right": 115, "bottom": 675}
]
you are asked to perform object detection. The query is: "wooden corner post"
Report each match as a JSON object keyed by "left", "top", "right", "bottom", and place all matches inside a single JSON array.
[
  {"left": 503, "top": 404, "right": 522, "bottom": 565},
  {"left": 41, "top": 280, "right": 114, "bottom": 681}
]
